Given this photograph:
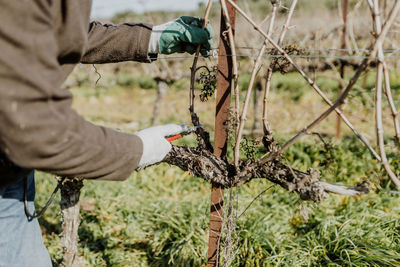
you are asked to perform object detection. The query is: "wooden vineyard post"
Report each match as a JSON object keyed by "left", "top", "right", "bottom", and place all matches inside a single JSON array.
[
  {"left": 207, "top": 1, "right": 236, "bottom": 266},
  {"left": 336, "top": 0, "right": 348, "bottom": 138}
]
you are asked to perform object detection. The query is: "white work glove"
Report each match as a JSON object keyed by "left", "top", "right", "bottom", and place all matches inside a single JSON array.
[{"left": 134, "top": 124, "right": 190, "bottom": 169}]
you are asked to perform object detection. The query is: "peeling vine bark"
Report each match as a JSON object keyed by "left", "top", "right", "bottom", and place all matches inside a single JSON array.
[{"left": 162, "top": 145, "right": 369, "bottom": 202}]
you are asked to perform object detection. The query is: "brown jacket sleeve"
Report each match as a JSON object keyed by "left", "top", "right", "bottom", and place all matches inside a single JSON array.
[
  {"left": 81, "top": 21, "right": 153, "bottom": 64},
  {"left": 0, "top": 1, "right": 143, "bottom": 181}
]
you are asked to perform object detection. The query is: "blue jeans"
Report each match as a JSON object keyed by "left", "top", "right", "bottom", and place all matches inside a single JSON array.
[{"left": 0, "top": 172, "right": 52, "bottom": 267}]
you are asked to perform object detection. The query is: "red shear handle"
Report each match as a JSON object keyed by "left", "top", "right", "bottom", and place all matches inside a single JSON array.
[{"left": 166, "top": 134, "right": 182, "bottom": 142}]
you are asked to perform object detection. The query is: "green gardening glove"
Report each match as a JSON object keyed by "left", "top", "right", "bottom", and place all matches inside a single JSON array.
[{"left": 148, "top": 16, "right": 214, "bottom": 57}]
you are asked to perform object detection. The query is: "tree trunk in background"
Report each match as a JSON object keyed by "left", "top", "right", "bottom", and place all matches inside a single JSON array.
[
  {"left": 151, "top": 79, "right": 169, "bottom": 125},
  {"left": 252, "top": 79, "right": 264, "bottom": 135},
  {"left": 336, "top": 0, "right": 348, "bottom": 138}
]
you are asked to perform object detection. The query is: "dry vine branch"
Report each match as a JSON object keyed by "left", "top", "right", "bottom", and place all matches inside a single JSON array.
[
  {"left": 241, "top": 0, "right": 400, "bottom": 191},
  {"left": 238, "top": 185, "right": 275, "bottom": 218},
  {"left": 383, "top": 63, "right": 400, "bottom": 146},
  {"left": 262, "top": 0, "right": 298, "bottom": 135},
  {"left": 187, "top": 0, "right": 215, "bottom": 153},
  {"left": 346, "top": 0, "right": 364, "bottom": 55},
  {"left": 189, "top": 0, "right": 213, "bottom": 126},
  {"left": 367, "top": 0, "right": 400, "bottom": 188},
  {"left": 233, "top": 1, "right": 279, "bottom": 168},
  {"left": 370, "top": 0, "right": 400, "bottom": 147},
  {"left": 226, "top": 0, "right": 382, "bottom": 162},
  {"left": 162, "top": 145, "right": 369, "bottom": 202},
  {"left": 228, "top": 0, "right": 400, "bottom": 168}
]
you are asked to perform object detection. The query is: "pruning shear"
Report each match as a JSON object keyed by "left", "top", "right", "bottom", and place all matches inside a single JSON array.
[{"left": 166, "top": 125, "right": 203, "bottom": 142}]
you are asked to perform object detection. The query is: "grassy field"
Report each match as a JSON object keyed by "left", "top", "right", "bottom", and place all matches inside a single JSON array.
[{"left": 33, "top": 64, "right": 400, "bottom": 266}]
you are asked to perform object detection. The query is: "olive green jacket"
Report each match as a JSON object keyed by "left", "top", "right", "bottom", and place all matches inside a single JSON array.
[{"left": 0, "top": 0, "right": 152, "bottom": 188}]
